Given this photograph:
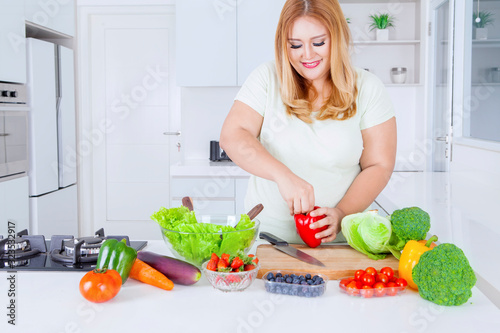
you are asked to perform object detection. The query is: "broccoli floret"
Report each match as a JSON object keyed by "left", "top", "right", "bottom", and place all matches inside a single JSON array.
[
  {"left": 390, "top": 207, "right": 430, "bottom": 243},
  {"left": 413, "top": 243, "right": 476, "bottom": 306}
]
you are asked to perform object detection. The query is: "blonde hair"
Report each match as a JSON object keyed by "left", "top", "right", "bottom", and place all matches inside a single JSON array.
[{"left": 275, "top": 0, "right": 357, "bottom": 123}]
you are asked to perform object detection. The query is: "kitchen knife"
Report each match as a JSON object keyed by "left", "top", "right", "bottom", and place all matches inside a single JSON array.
[{"left": 259, "top": 232, "right": 326, "bottom": 267}]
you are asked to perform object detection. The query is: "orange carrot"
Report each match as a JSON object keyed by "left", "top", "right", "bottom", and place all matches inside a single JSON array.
[{"left": 129, "top": 259, "right": 174, "bottom": 290}]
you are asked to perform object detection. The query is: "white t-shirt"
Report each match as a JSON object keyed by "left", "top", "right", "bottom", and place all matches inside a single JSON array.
[{"left": 235, "top": 61, "right": 395, "bottom": 243}]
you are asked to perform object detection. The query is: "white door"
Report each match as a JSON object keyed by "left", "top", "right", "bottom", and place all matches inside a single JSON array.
[
  {"left": 429, "top": 0, "right": 454, "bottom": 171},
  {"left": 85, "top": 9, "right": 177, "bottom": 239},
  {"left": 26, "top": 38, "right": 59, "bottom": 195}
]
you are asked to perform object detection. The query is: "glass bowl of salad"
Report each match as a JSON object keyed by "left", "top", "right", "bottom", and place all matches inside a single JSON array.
[{"left": 153, "top": 207, "right": 260, "bottom": 267}]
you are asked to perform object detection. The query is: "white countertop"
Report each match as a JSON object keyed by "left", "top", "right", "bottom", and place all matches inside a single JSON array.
[
  {"left": 377, "top": 171, "right": 500, "bottom": 308},
  {"left": 1, "top": 239, "right": 500, "bottom": 333},
  {"left": 170, "top": 159, "right": 250, "bottom": 177}
]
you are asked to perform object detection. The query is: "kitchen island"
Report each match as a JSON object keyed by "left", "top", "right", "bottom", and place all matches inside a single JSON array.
[
  {"left": 2, "top": 171, "right": 500, "bottom": 332},
  {"left": 1, "top": 239, "right": 500, "bottom": 333}
]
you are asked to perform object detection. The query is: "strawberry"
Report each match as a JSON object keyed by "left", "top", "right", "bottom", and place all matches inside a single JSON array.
[
  {"left": 244, "top": 264, "right": 256, "bottom": 271},
  {"left": 230, "top": 257, "right": 244, "bottom": 270},
  {"left": 210, "top": 253, "right": 219, "bottom": 261},
  {"left": 221, "top": 253, "right": 230, "bottom": 262},
  {"left": 206, "top": 259, "right": 218, "bottom": 271},
  {"left": 217, "top": 259, "right": 229, "bottom": 271}
]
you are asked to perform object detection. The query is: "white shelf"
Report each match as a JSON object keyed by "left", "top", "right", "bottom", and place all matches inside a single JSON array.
[{"left": 353, "top": 40, "right": 420, "bottom": 45}]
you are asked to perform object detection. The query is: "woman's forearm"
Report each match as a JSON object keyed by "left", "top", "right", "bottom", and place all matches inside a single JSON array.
[{"left": 335, "top": 164, "right": 393, "bottom": 217}]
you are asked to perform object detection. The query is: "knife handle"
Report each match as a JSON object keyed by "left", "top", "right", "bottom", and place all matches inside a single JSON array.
[{"left": 259, "top": 232, "right": 288, "bottom": 246}]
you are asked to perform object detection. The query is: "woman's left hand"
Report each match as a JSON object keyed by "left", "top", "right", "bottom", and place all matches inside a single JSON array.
[{"left": 308, "top": 207, "right": 346, "bottom": 243}]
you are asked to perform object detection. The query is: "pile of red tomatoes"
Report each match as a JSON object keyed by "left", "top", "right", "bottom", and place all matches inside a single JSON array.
[{"left": 339, "top": 267, "right": 408, "bottom": 298}]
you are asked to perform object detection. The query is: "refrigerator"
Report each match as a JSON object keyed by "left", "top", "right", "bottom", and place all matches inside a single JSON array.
[{"left": 26, "top": 38, "right": 78, "bottom": 237}]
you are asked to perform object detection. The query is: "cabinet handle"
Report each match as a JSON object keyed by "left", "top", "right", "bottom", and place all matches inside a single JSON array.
[
  {"left": 163, "top": 131, "right": 181, "bottom": 136},
  {"left": 0, "top": 133, "right": 9, "bottom": 137}
]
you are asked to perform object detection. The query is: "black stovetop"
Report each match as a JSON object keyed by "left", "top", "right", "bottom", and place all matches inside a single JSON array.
[{"left": 0, "top": 229, "right": 147, "bottom": 271}]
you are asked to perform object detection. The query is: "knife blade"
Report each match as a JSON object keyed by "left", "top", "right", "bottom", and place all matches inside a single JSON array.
[{"left": 259, "top": 232, "right": 326, "bottom": 267}]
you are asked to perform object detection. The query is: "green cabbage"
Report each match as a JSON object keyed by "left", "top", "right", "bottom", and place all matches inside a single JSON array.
[
  {"left": 341, "top": 210, "right": 400, "bottom": 260},
  {"left": 151, "top": 206, "right": 256, "bottom": 266}
]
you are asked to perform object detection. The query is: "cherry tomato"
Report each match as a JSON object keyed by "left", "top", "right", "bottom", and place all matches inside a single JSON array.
[
  {"left": 380, "top": 267, "right": 395, "bottom": 280},
  {"left": 365, "top": 267, "right": 377, "bottom": 277},
  {"left": 389, "top": 276, "right": 398, "bottom": 283},
  {"left": 361, "top": 273, "right": 375, "bottom": 287},
  {"left": 373, "top": 282, "right": 387, "bottom": 297},
  {"left": 355, "top": 280, "right": 363, "bottom": 289},
  {"left": 346, "top": 281, "right": 360, "bottom": 296},
  {"left": 386, "top": 282, "right": 399, "bottom": 296},
  {"left": 354, "top": 269, "right": 366, "bottom": 281},
  {"left": 360, "top": 285, "right": 374, "bottom": 298},
  {"left": 395, "top": 278, "right": 408, "bottom": 290},
  {"left": 339, "top": 277, "right": 354, "bottom": 290},
  {"left": 79, "top": 268, "right": 122, "bottom": 303},
  {"left": 376, "top": 273, "right": 389, "bottom": 284}
]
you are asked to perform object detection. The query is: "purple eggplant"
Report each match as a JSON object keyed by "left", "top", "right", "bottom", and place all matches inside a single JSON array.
[{"left": 137, "top": 251, "right": 201, "bottom": 286}]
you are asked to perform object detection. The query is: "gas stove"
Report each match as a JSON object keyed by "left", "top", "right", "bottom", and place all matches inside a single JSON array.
[{"left": 0, "top": 228, "right": 147, "bottom": 271}]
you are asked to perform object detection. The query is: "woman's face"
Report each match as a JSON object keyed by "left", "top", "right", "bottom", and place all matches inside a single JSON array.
[{"left": 287, "top": 16, "right": 331, "bottom": 87}]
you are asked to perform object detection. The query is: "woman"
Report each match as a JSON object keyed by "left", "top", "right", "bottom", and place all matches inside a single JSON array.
[{"left": 220, "top": 0, "right": 396, "bottom": 244}]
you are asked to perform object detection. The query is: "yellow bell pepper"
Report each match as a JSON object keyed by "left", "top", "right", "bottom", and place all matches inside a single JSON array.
[{"left": 398, "top": 235, "right": 438, "bottom": 290}]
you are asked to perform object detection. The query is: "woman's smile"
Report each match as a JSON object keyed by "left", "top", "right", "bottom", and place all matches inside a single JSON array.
[{"left": 302, "top": 60, "right": 321, "bottom": 69}]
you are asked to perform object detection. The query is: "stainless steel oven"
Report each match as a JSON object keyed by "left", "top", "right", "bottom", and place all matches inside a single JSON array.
[{"left": 0, "top": 82, "right": 28, "bottom": 181}]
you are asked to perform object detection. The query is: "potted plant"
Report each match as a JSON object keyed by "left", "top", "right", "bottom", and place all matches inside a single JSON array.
[
  {"left": 473, "top": 11, "right": 494, "bottom": 40},
  {"left": 369, "top": 13, "right": 395, "bottom": 41}
]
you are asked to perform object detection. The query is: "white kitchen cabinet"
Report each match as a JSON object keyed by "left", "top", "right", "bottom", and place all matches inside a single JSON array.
[
  {"left": 170, "top": 174, "right": 250, "bottom": 215},
  {"left": 176, "top": 0, "right": 237, "bottom": 86},
  {"left": 237, "top": 0, "right": 286, "bottom": 85},
  {"left": 25, "top": 0, "right": 75, "bottom": 36},
  {"left": 0, "top": 176, "right": 30, "bottom": 237},
  {"left": 0, "top": 0, "right": 26, "bottom": 83},
  {"left": 176, "top": 0, "right": 286, "bottom": 86}
]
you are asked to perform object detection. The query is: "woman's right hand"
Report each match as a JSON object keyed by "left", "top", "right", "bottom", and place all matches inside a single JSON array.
[{"left": 275, "top": 172, "right": 315, "bottom": 216}]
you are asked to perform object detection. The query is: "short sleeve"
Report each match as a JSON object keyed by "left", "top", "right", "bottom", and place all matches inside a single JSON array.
[
  {"left": 234, "top": 62, "right": 274, "bottom": 117},
  {"left": 357, "top": 70, "right": 395, "bottom": 130}
]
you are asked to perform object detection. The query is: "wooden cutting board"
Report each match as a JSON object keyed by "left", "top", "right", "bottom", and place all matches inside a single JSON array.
[{"left": 256, "top": 244, "right": 399, "bottom": 280}]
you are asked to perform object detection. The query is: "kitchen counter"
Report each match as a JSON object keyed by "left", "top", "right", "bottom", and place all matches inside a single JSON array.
[
  {"left": 377, "top": 171, "right": 500, "bottom": 308},
  {"left": 1, "top": 239, "right": 500, "bottom": 333}
]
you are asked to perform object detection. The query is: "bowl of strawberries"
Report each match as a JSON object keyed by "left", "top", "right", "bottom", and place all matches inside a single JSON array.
[{"left": 202, "top": 252, "right": 260, "bottom": 292}]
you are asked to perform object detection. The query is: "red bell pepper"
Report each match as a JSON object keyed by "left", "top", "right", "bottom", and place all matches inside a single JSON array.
[{"left": 294, "top": 206, "right": 327, "bottom": 248}]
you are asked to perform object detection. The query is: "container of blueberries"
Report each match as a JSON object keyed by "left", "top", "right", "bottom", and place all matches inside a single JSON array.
[{"left": 263, "top": 270, "right": 328, "bottom": 297}]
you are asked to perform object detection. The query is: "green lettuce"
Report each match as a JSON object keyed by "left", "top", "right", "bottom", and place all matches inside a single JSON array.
[
  {"left": 151, "top": 207, "right": 256, "bottom": 266},
  {"left": 341, "top": 210, "right": 401, "bottom": 260}
]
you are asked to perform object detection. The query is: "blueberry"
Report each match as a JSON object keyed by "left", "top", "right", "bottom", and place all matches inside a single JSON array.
[
  {"left": 313, "top": 275, "right": 319, "bottom": 280},
  {"left": 292, "top": 278, "right": 300, "bottom": 284},
  {"left": 267, "top": 273, "right": 274, "bottom": 280},
  {"left": 269, "top": 278, "right": 275, "bottom": 282},
  {"left": 307, "top": 280, "right": 314, "bottom": 285},
  {"left": 275, "top": 277, "right": 282, "bottom": 283},
  {"left": 299, "top": 275, "right": 305, "bottom": 281},
  {"left": 283, "top": 274, "right": 289, "bottom": 279},
  {"left": 301, "top": 281, "right": 308, "bottom": 285},
  {"left": 290, "top": 274, "right": 296, "bottom": 279},
  {"left": 286, "top": 277, "right": 292, "bottom": 283},
  {"left": 276, "top": 272, "right": 282, "bottom": 278},
  {"left": 305, "top": 274, "right": 312, "bottom": 280}
]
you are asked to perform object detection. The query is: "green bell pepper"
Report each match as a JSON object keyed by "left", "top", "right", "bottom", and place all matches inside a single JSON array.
[{"left": 96, "top": 238, "right": 137, "bottom": 284}]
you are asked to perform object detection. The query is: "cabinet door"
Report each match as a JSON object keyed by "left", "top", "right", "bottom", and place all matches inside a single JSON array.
[
  {"left": 0, "top": 0, "right": 26, "bottom": 83},
  {"left": 58, "top": 45, "right": 77, "bottom": 187},
  {"left": 176, "top": 0, "right": 237, "bottom": 86},
  {"left": 0, "top": 176, "right": 30, "bottom": 236},
  {"left": 237, "top": 0, "right": 286, "bottom": 85},
  {"left": 25, "top": 0, "right": 75, "bottom": 36}
]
